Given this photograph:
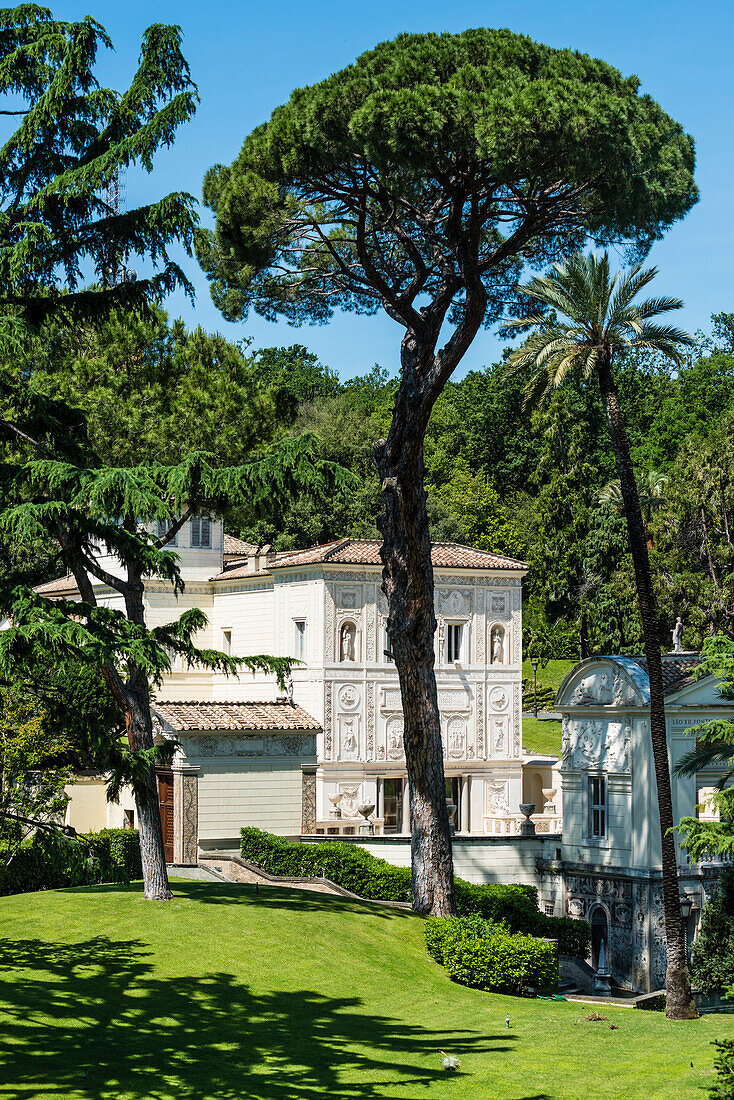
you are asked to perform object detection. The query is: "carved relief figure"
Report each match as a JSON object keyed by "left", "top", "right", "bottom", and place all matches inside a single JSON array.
[
  {"left": 338, "top": 684, "right": 360, "bottom": 710},
  {"left": 339, "top": 783, "right": 361, "bottom": 818},
  {"left": 493, "top": 717, "right": 506, "bottom": 755},
  {"left": 447, "top": 717, "right": 466, "bottom": 758},
  {"left": 387, "top": 716, "right": 404, "bottom": 759},
  {"left": 485, "top": 780, "right": 510, "bottom": 815},
  {"left": 340, "top": 621, "right": 357, "bottom": 661},
  {"left": 490, "top": 625, "right": 505, "bottom": 665},
  {"left": 340, "top": 717, "right": 358, "bottom": 758},
  {"left": 489, "top": 686, "right": 508, "bottom": 711}
]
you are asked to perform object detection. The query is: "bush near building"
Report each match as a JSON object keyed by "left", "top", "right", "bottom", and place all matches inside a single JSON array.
[
  {"left": 691, "top": 868, "right": 734, "bottom": 998},
  {"left": 425, "top": 912, "right": 558, "bottom": 995},
  {"left": 0, "top": 828, "right": 142, "bottom": 896},
  {"left": 240, "top": 828, "right": 589, "bottom": 956}
]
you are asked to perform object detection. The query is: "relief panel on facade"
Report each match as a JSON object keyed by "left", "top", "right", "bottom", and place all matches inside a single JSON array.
[
  {"left": 485, "top": 779, "right": 510, "bottom": 815},
  {"left": 338, "top": 782, "right": 362, "bottom": 819},
  {"left": 562, "top": 715, "right": 632, "bottom": 772},
  {"left": 436, "top": 588, "right": 473, "bottom": 616},
  {"left": 338, "top": 714, "right": 360, "bottom": 760},
  {"left": 446, "top": 716, "right": 466, "bottom": 759},
  {"left": 569, "top": 668, "right": 639, "bottom": 706},
  {"left": 386, "top": 714, "right": 404, "bottom": 760}
]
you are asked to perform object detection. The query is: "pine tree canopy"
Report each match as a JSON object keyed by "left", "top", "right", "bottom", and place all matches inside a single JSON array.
[
  {"left": 0, "top": 4, "right": 199, "bottom": 326},
  {"left": 198, "top": 28, "right": 697, "bottom": 333}
]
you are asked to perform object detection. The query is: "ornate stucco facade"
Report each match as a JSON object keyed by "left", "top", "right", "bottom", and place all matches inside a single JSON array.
[{"left": 51, "top": 521, "right": 559, "bottom": 852}]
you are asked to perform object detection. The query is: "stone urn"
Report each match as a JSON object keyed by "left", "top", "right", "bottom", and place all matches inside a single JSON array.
[
  {"left": 518, "top": 802, "right": 536, "bottom": 836},
  {"left": 357, "top": 801, "right": 375, "bottom": 835},
  {"left": 328, "top": 792, "right": 343, "bottom": 819},
  {"left": 542, "top": 788, "right": 557, "bottom": 814}
]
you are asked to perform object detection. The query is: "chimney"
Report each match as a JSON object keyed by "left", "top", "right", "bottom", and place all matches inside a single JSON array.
[{"left": 257, "top": 543, "right": 273, "bottom": 571}]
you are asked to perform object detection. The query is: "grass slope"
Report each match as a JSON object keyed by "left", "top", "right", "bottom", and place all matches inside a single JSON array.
[
  {"left": 0, "top": 881, "right": 730, "bottom": 1099},
  {"left": 521, "top": 659, "right": 573, "bottom": 756}
]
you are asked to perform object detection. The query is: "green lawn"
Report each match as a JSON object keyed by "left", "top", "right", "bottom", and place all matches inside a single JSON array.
[
  {"left": 521, "top": 658, "right": 576, "bottom": 696},
  {"left": 0, "top": 881, "right": 730, "bottom": 1099},
  {"left": 522, "top": 713, "right": 562, "bottom": 757},
  {"left": 520, "top": 659, "right": 572, "bottom": 757}
]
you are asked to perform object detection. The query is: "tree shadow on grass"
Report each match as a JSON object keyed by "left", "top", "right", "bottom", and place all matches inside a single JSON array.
[
  {"left": 0, "top": 935, "right": 517, "bottom": 1099},
  {"left": 62, "top": 881, "right": 416, "bottom": 920}
]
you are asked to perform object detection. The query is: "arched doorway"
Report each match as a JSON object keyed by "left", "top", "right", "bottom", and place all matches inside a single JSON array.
[{"left": 590, "top": 906, "right": 609, "bottom": 971}]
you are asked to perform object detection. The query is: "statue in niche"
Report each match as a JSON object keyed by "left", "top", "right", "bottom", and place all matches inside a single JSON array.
[
  {"left": 340, "top": 621, "right": 357, "bottom": 662},
  {"left": 490, "top": 625, "right": 505, "bottom": 665},
  {"left": 672, "top": 616, "right": 684, "bottom": 654}
]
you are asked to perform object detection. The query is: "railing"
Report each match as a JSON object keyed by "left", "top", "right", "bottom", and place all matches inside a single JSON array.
[{"left": 483, "top": 812, "right": 562, "bottom": 835}]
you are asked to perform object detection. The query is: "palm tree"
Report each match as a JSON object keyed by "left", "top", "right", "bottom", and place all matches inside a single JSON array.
[
  {"left": 503, "top": 251, "right": 697, "bottom": 1020},
  {"left": 599, "top": 470, "right": 668, "bottom": 548}
]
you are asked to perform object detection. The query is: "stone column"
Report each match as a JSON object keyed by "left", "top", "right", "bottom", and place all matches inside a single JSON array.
[
  {"left": 301, "top": 765, "right": 317, "bottom": 834},
  {"left": 173, "top": 764, "right": 200, "bottom": 865},
  {"left": 460, "top": 775, "right": 471, "bottom": 834}
]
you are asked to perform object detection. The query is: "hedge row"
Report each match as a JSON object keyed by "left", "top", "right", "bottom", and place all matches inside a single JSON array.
[
  {"left": 240, "top": 828, "right": 590, "bottom": 957},
  {"left": 0, "top": 828, "right": 142, "bottom": 896},
  {"left": 425, "top": 913, "right": 558, "bottom": 996}
]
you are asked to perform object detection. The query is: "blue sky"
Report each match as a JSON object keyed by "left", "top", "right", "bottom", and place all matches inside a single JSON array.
[{"left": 58, "top": 0, "right": 734, "bottom": 379}]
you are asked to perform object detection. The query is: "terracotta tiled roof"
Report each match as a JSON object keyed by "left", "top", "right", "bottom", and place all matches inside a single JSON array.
[
  {"left": 223, "top": 534, "right": 259, "bottom": 557},
  {"left": 35, "top": 574, "right": 78, "bottom": 596},
  {"left": 633, "top": 656, "right": 703, "bottom": 696},
  {"left": 213, "top": 539, "right": 527, "bottom": 580},
  {"left": 154, "top": 699, "right": 321, "bottom": 732}
]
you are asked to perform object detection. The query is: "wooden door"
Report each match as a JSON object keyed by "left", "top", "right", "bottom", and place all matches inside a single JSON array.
[{"left": 156, "top": 768, "right": 174, "bottom": 864}]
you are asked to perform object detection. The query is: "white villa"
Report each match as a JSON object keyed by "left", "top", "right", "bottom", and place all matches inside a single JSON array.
[{"left": 46, "top": 517, "right": 557, "bottom": 859}]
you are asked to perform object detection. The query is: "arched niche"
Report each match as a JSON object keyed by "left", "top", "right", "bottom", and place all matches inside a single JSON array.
[
  {"left": 339, "top": 620, "right": 358, "bottom": 662},
  {"left": 489, "top": 623, "right": 506, "bottom": 665}
]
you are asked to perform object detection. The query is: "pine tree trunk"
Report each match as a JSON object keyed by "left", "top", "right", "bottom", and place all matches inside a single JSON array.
[
  {"left": 373, "top": 360, "right": 456, "bottom": 917},
  {"left": 126, "top": 674, "right": 172, "bottom": 901},
  {"left": 598, "top": 358, "right": 697, "bottom": 1020}
]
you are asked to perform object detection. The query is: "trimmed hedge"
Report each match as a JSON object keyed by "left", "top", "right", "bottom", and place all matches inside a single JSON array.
[
  {"left": 240, "top": 828, "right": 590, "bottom": 957},
  {"left": 0, "top": 828, "right": 142, "bottom": 896},
  {"left": 425, "top": 914, "right": 558, "bottom": 996}
]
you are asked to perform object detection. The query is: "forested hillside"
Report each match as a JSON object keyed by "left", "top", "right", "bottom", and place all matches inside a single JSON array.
[
  {"left": 20, "top": 310, "right": 734, "bottom": 660},
  {"left": 243, "top": 315, "right": 734, "bottom": 659}
]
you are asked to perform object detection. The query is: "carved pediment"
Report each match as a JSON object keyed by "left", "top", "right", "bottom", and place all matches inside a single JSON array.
[{"left": 556, "top": 659, "right": 646, "bottom": 708}]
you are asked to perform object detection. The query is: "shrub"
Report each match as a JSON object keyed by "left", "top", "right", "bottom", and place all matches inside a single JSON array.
[
  {"left": 424, "top": 913, "right": 500, "bottom": 964},
  {"left": 240, "top": 829, "right": 590, "bottom": 955},
  {"left": 710, "top": 1040, "right": 734, "bottom": 1099},
  {"left": 691, "top": 869, "right": 734, "bottom": 998},
  {"left": 0, "top": 828, "right": 142, "bottom": 896},
  {"left": 426, "top": 916, "right": 558, "bottom": 995}
]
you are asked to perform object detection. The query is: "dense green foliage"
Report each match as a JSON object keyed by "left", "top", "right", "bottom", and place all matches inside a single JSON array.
[
  {"left": 425, "top": 913, "right": 558, "bottom": 996},
  {"left": 0, "top": 827, "right": 141, "bottom": 896},
  {"left": 239, "top": 828, "right": 589, "bottom": 955},
  {"left": 690, "top": 870, "right": 734, "bottom": 998},
  {"left": 0, "top": 5, "right": 198, "bottom": 327},
  {"left": 226, "top": 312, "right": 734, "bottom": 656},
  {"left": 676, "top": 637, "right": 734, "bottom": 859},
  {"left": 711, "top": 1040, "right": 734, "bottom": 1099},
  {"left": 199, "top": 28, "right": 696, "bottom": 328}
]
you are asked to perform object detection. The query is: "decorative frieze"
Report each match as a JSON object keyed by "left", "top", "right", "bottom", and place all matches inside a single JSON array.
[
  {"left": 324, "top": 682, "right": 333, "bottom": 757},
  {"left": 185, "top": 733, "right": 316, "bottom": 758},
  {"left": 562, "top": 715, "right": 632, "bottom": 772},
  {"left": 366, "top": 681, "right": 375, "bottom": 760},
  {"left": 475, "top": 683, "right": 485, "bottom": 759}
]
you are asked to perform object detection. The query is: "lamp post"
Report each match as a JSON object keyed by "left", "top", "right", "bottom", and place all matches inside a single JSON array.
[
  {"left": 680, "top": 894, "right": 693, "bottom": 958},
  {"left": 531, "top": 658, "right": 539, "bottom": 718}
]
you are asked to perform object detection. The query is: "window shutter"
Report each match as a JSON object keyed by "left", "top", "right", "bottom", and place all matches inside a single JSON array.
[{"left": 201, "top": 517, "right": 211, "bottom": 548}]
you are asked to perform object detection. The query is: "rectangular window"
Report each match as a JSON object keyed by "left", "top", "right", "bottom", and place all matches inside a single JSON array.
[
  {"left": 383, "top": 778, "right": 403, "bottom": 834},
  {"left": 446, "top": 776, "right": 460, "bottom": 832},
  {"left": 589, "top": 775, "right": 607, "bottom": 839},
  {"left": 383, "top": 618, "right": 393, "bottom": 663},
  {"left": 191, "top": 516, "right": 211, "bottom": 548},
  {"left": 156, "top": 519, "right": 177, "bottom": 546},
  {"left": 222, "top": 629, "right": 232, "bottom": 656},
  {"left": 446, "top": 623, "right": 463, "bottom": 663},
  {"left": 294, "top": 619, "right": 306, "bottom": 660}
]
